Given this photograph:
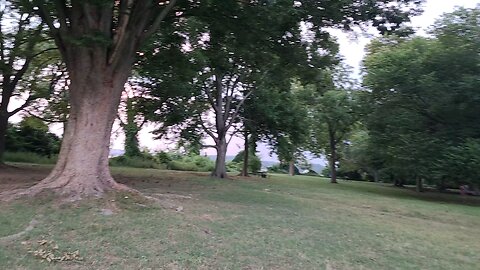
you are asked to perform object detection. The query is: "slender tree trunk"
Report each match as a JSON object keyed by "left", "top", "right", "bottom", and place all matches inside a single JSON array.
[
  {"left": 0, "top": 113, "right": 8, "bottom": 164},
  {"left": 373, "top": 170, "right": 379, "bottom": 183},
  {"left": 289, "top": 160, "right": 295, "bottom": 176},
  {"left": 416, "top": 176, "right": 423, "bottom": 192},
  {"left": 437, "top": 177, "right": 446, "bottom": 192},
  {"left": 0, "top": 83, "right": 13, "bottom": 165},
  {"left": 12, "top": 66, "right": 133, "bottom": 200},
  {"left": 241, "top": 131, "right": 249, "bottom": 176},
  {"left": 212, "top": 138, "right": 228, "bottom": 178},
  {"left": 329, "top": 133, "right": 337, "bottom": 184}
]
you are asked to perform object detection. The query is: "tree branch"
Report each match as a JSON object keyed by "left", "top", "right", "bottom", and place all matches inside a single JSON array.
[
  {"left": 226, "top": 90, "right": 253, "bottom": 130},
  {"left": 111, "top": 0, "right": 133, "bottom": 58},
  {"left": 203, "top": 82, "right": 218, "bottom": 114},
  {"left": 201, "top": 144, "right": 218, "bottom": 149},
  {"left": 199, "top": 117, "right": 218, "bottom": 143},
  {"left": 54, "top": 0, "right": 69, "bottom": 31},
  {"left": 141, "top": 0, "right": 178, "bottom": 42},
  {"left": 33, "top": 0, "right": 67, "bottom": 57},
  {"left": 7, "top": 13, "right": 31, "bottom": 69},
  {"left": 26, "top": 110, "right": 67, "bottom": 123},
  {"left": 227, "top": 128, "right": 241, "bottom": 146},
  {"left": 108, "top": 1, "right": 152, "bottom": 66},
  {"left": 8, "top": 95, "right": 35, "bottom": 116}
]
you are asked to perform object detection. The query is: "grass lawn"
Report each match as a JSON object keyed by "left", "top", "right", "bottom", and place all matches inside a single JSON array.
[{"left": 1, "top": 164, "right": 480, "bottom": 269}]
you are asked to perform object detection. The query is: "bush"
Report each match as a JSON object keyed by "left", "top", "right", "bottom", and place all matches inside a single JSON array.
[
  {"left": 167, "top": 154, "right": 214, "bottom": 172},
  {"left": 109, "top": 155, "right": 166, "bottom": 169},
  {"left": 232, "top": 150, "right": 262, "bottom": 173},
  {"left": 155, "top": 151, "right": 173, "bottom": 164},
  {"left": 6, "top": 118, "right": 61, "bottom": 157},
  {"left": 4, "top": 151, "right": 58, "bottom": 164},
  {"left": 168, "top": 160, "right": 202, "bottom": 171},
  {"left": 226, "top": 161, "right": 241, "bottom": 173}
]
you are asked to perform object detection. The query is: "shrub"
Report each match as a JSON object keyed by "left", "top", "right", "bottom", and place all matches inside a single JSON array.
[
  {"left": 232, "top": 150, "right": 262, "bottom": 173},
  {"left": 155, "top": 151, "right": 173, "bottom": 164},
  {"left": 6, "top": 118, "right": 61, "bottom": 157},
  {"left": 109, "top": 155, "right": 166, "bottom": 169},
  {"left": 167, "top": 154, "right": 214, "bottom": 172},
  {"left": 226, "top": 161, "right": 240, "bottom": 173},
  {"left": 168, "top": 160, "right": 201, "bottom": 171}
]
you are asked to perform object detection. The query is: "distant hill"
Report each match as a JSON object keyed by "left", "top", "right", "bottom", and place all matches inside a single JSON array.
[
  {"left": 109, "top": 149, "right": 125, "bottom": 157},
  {"left": 207, "top": 155, "right": 325, "bottom": 174},
  {"left": 206, "top": 155, "right": 235, "bottom": 162}
]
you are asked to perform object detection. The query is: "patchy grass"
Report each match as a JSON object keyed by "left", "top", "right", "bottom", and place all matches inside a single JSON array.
[
  {"left": 4, "top": 152, "right": 57, "bottom": 164},
  {"left": 1, "top": 165, "right": 479, "bottom": 269}
]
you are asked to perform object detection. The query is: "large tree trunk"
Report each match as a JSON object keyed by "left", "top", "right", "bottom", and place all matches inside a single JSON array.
[
  {"left": 241, "top": 131, "right": 249, "bottom": 177},
  {"left": 16, "top": 67, "right": 132, "bottom": 200},
  {"left": 212, "top": 138, "right": 228, "bottom": 178}
]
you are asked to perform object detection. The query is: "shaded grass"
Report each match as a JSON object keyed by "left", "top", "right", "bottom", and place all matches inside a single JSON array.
[
  {"left": 4, "top": 152, "right": 57, "bottom": 164},
  {"left": 0, "top": 166, "right": 479, "bottom": 269}
]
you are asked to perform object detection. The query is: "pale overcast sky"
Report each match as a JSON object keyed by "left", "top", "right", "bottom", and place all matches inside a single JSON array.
[{"left": 335, "top": 0, "right": 480, "bottom": 78}]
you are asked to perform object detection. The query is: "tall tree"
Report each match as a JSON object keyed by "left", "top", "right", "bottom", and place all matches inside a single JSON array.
[
  {"left": 300, "top": 69, "right": 359, "bottom": 184},
  {"left": 362, "top": 6, "right": 480, "bottom": 190},
  {"left": 117, "top": 83, "right": 148, "bottom": 157},
  {"left": 0, "top": 2, "right": 57, "bottom": 164},
  {"left": 7, "top": 0, "right": 178, "bottom": 199}
]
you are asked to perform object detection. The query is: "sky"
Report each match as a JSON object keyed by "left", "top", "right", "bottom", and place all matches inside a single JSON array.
[{"left": 13, "top": 0, "right": 480, "bottom": 163}]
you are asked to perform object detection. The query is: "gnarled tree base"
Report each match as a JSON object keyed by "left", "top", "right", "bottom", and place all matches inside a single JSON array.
[{"left": 1, "top": 172, "right": 137, "bottom": 202}]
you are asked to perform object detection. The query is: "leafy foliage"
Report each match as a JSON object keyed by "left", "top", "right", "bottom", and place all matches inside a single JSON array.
[
  {"left": 232, "top": 150, "right": 262, "bottom": 173},
  {"left": 6, "top": 117, "right": 60, "bottom": 157},
  {"left": 361, "top": 6, "right": 480, "bottom": 187}
]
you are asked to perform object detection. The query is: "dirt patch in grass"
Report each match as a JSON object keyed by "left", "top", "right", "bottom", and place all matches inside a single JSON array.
[{"left": 0, "top": 164, "right": 49, "bottom": 189}]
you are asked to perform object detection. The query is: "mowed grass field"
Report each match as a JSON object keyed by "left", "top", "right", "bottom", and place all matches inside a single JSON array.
[{"left": 1, "top": 164, "right": 479, "bottom": 269}]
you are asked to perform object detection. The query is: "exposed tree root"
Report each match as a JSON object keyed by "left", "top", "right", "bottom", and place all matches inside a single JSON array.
[
  {"left": 0, "top": 218, "right": 39, "bottom": 244},
  {"left": 0, "top": 174, "right": 139, "bottom": 203}
]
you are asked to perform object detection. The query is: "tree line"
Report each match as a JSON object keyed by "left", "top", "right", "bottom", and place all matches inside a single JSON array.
[{"left": 6, "top": 0, "right": 477, "bottom": 200}]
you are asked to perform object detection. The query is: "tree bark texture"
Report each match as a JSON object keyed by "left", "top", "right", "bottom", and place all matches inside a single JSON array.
[
  {"left": 0, "top": 113, "right": 8, "bottom": 163},
  {"left": 289, "top": 160, "right": 295, "bottom": 176},
  {"left": 212, "top": 138, "right": 228, "bottom": 178},
  {"left": 17, "top": 66, "right": 132, "bottom": 199}
]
